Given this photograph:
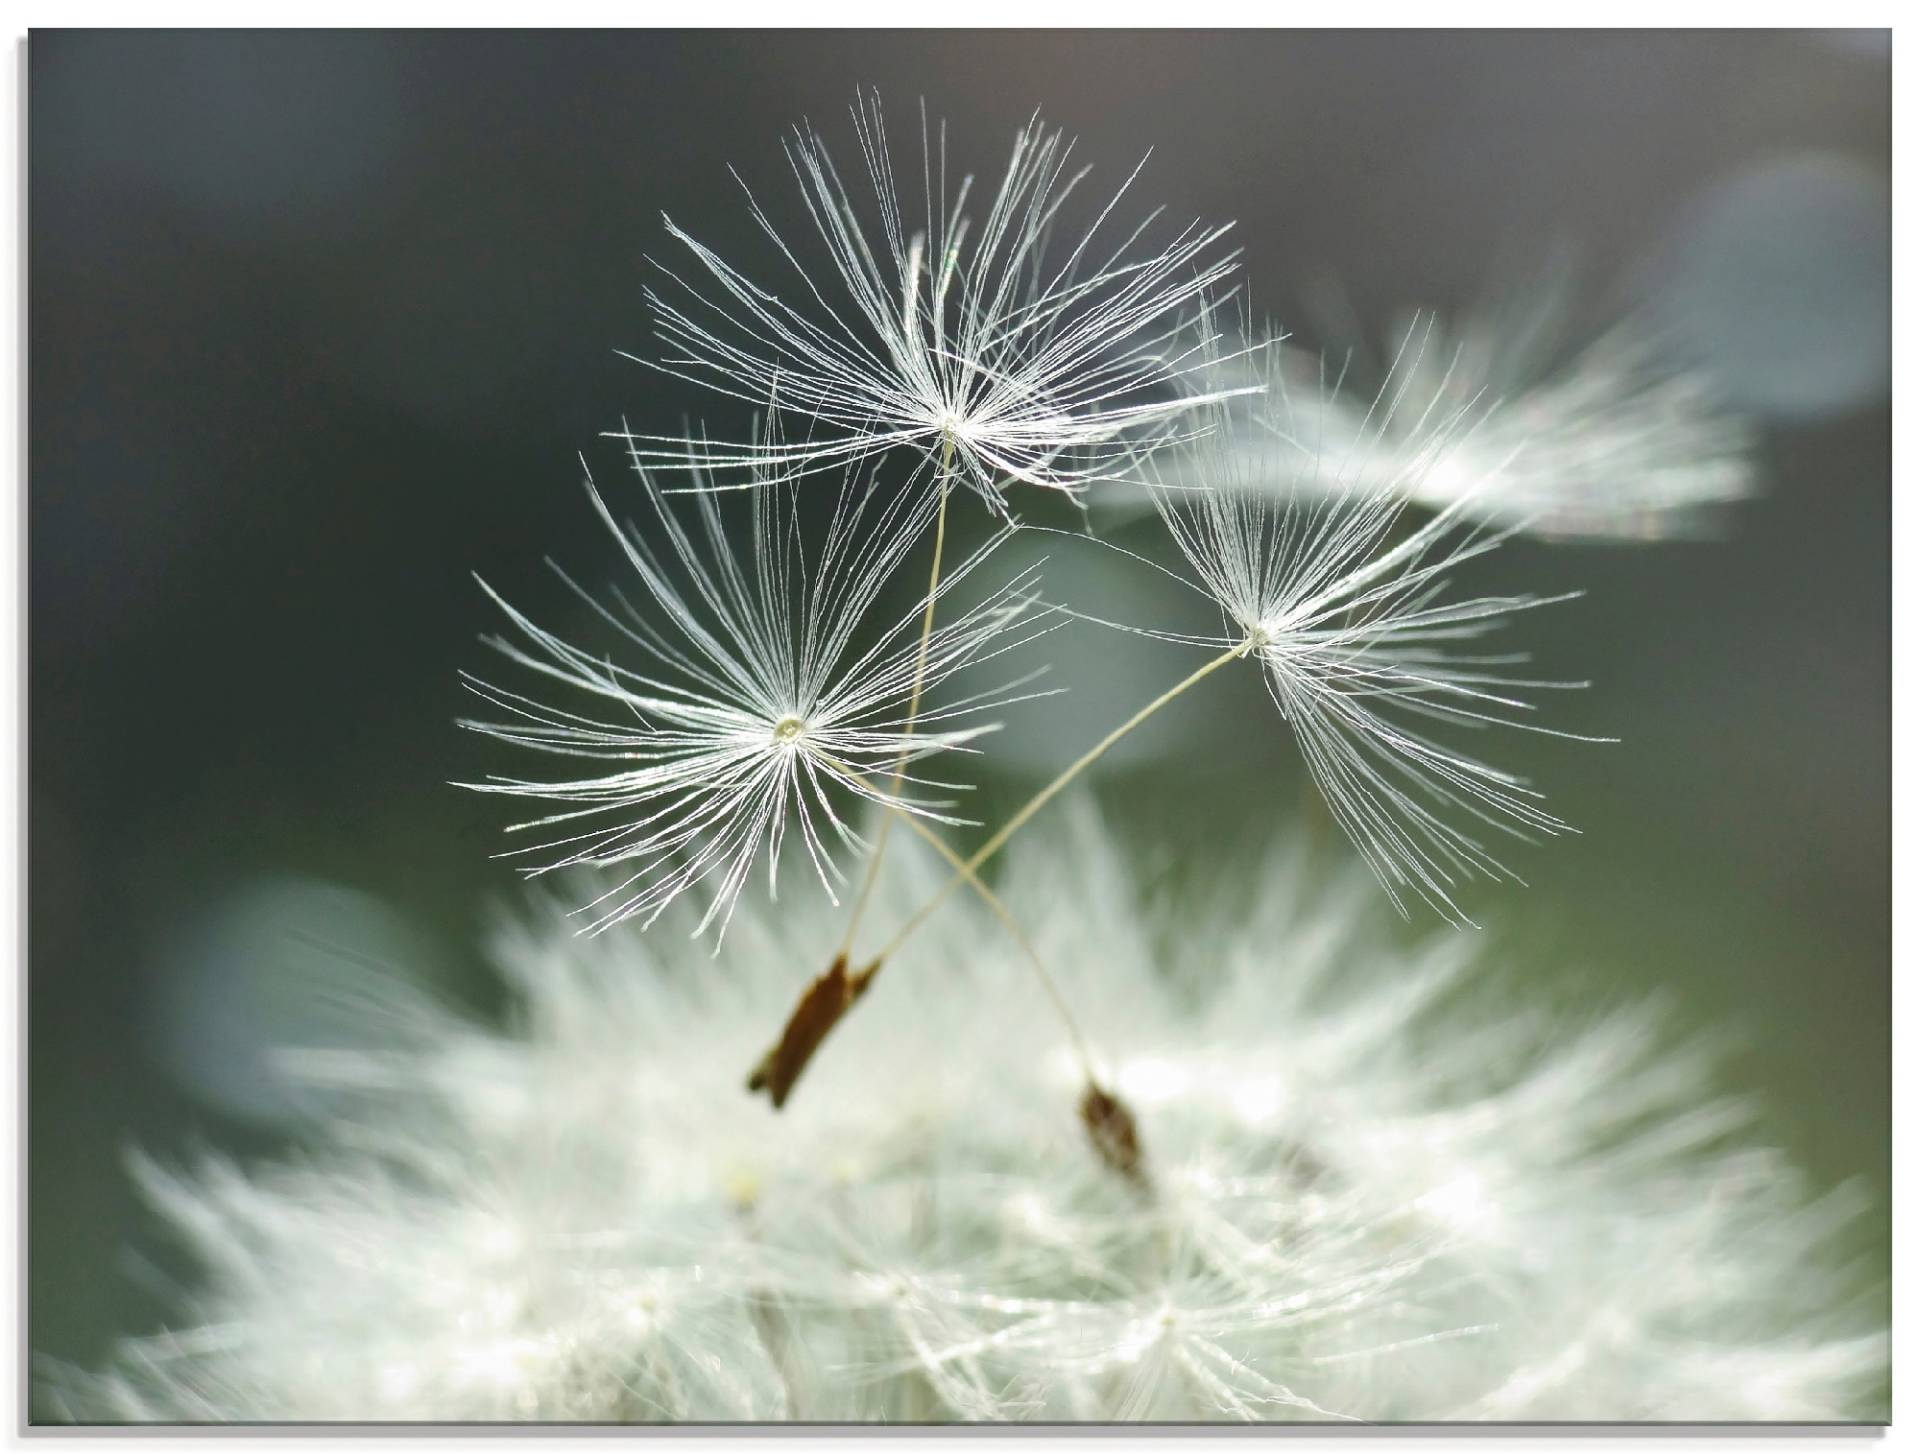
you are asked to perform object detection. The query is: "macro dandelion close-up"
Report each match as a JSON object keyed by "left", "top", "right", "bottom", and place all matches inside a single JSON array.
[{"left": 24, "top": 26, "right": 1892, "bottom": 1435}]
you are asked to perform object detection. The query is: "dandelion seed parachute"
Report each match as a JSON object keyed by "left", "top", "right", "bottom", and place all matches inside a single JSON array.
[
  {"left": 625, "top": 89, "right": 1255, "bottom": 511},
  {"left": 1272, "top": 278, "right": 1756, "bottom": 540},
  {"left": 456, "top": 437, "right": 1055, "bottom": 942},
  {"left": 1132, "top": 358, "right": 1608, "bottom": 924},
  {"left": 65, "top": 813, "right": 1883, "bottom": 1423}
]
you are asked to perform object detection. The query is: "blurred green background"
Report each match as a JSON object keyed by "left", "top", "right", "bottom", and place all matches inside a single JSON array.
[{"left": 29, "top": 30, "right": 1888, "bottom": 1404}]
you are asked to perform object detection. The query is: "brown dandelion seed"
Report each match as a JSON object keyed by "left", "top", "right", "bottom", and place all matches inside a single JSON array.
[
  {"left": 746, "top": 953, "right": 884, "bottom": 1109},
  {"left": 1080, "top": 1081, "right": 1149, "bottom": 1186}
]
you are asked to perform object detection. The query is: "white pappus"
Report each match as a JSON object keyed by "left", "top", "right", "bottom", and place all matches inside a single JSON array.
[
  {"left": 626, "top": 89, "right": 1256, "bottom": 511},
  {"left": 457, "top": 437, "right": 1056, "bottom": 942},
  {"left": 62, "top": 810, "right": 1885, "bottom": 1423},
  {"left": 1274, "top": 277, "right": 1756, "bottom": 540},
  {"left": 1125, "top": 366, "right": 1610, "bottom": 925}
]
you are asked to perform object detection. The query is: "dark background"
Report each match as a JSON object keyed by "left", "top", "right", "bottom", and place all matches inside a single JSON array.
[{"left": 29, "top": 30, "right": 1890, "bottom": 1393}]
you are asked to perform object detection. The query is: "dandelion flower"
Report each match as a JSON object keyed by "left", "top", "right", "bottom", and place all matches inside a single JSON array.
[
  {"left": 1139, "top": 382, "right": 1604, "bottom": 922},
  {"left": 457, "top": 440, "right": 1052, "bottom": 940},
  {"left": 63, "top": 813, "right": 1885, "bottom": 1422},
  {"left": 625, "top": 90, "right": 1252, "bottom": 511}
]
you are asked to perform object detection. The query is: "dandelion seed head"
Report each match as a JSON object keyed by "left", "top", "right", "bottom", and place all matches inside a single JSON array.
[{"left": 63, "top": 810, "right": 1884, "bottom": 1423}]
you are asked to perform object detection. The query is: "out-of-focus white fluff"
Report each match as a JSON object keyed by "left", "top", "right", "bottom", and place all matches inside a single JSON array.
[
  {"left": 69, "top": 811, "right": 1882, "bottom": 1423},
  {"left": 1137, "top": 282, "right": 1755, "bottom": 543},
  {"left": 1272, "top": 303, "right": 1755, "bottom": 540}
]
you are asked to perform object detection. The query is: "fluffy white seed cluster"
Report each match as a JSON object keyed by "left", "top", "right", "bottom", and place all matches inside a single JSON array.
[{"left": 69, "top": 814, "right": 1883, "bottom": 1423}]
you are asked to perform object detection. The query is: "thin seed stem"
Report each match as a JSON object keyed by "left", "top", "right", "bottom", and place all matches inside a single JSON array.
[
  {"left": 836, "top": 440, "right": 956, "bottom": 958},
  {"left": 747, "top": 641, "right": 1249, "bottom": 1116},
  {"left": 872, "top": 640, "right": 1251, "bottom": 965},
  {"left": 887, "top": 811, "right": 1099, "bottom": 1083},
  {"left": 817, "top": 749, "right": 1100, "bottom": 1083}
]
